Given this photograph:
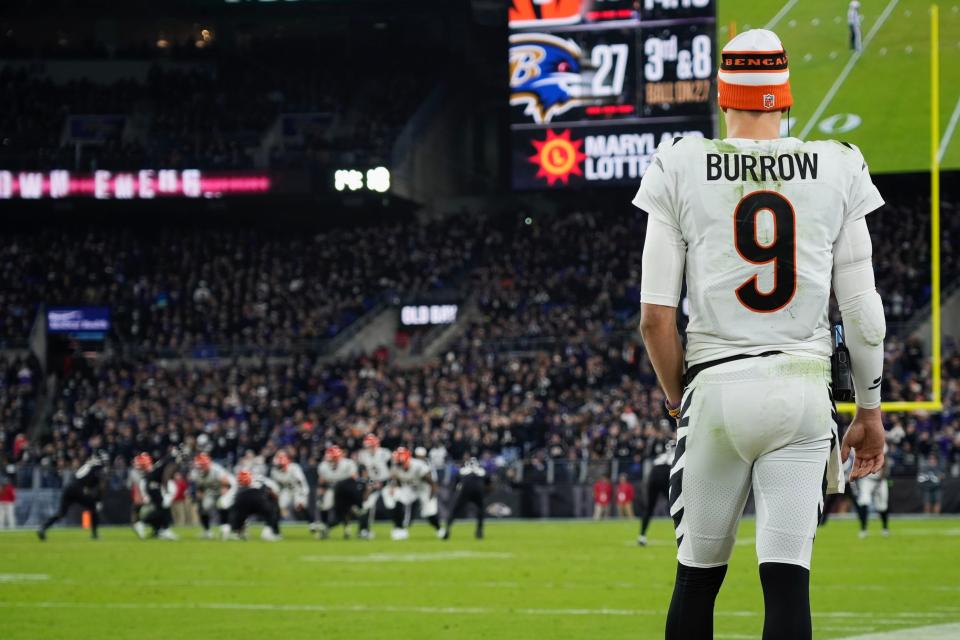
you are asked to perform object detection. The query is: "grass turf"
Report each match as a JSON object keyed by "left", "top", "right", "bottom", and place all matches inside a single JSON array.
[
  {"left": 2, "top": 516, "right": 959, "bottom": 639},
  {"left": 718, "top": 0, "right": 960, "bottom": 173}
]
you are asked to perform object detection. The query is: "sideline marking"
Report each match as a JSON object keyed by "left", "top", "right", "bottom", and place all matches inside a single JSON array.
[
  {"left": 937, "top": 95, "right": 960, "bottom": 163},
  {"left": 0, "top": 573, "right": 49, "bottom": 583},
  {"left": 839, "top": 623, "right": 960, "bottom": 639},
  {"left": 299, "top": 550, "right": 513, "bottom": 563},
  {"left": 0, "top": 600, "right": 956, "bottom": 625},
  {"left": 764, "top": 0, "right": 801, "bottom": 30},
  {"left": 798, "top": 0, "right": 900, "bottom": 139}
]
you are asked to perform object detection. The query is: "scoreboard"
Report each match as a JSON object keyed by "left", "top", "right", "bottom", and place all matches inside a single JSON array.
[{"left": 509, "top": 0, "right": 717, "bottom": 189}]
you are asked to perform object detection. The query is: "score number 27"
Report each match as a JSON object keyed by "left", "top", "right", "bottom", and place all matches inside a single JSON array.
[{"left": 591, "top": 44, "right": 629, "bottom": 97}]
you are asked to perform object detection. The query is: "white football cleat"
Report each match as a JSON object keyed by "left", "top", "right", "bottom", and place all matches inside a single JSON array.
[
  {"left": 220, "top": 524, "right": 231, "bottom": 539},
  {"left": 858, "top": 530, "right": 868, "bottom": 539},
  {"left": 881, "top": 529, "right": 890, "bottom": 537},
  {"left": 638, "top": 535, "right": 647, "bottom": 547},
  {"left": 260, "top": 528, "right": 282, "bottom": 542},
  {"left": 199, "top": 529, "right": 213, "bottom": 540},
  {"left": 390, "top": 528, "right": 408, "bottom": 541},
  {"left": 436, "top": 527, "right": 447, "bottom": 540},
  {"left": 132, "top": 521, "right": 147, "bottom": 540},
  {"left": 158, "top": 528, "right": 179, "bottom": 541},
  {"left": 359, "top": 530, "right": 374, "bottom": 540}
]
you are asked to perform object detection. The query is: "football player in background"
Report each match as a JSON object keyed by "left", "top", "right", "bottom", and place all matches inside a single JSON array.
[
  {"left": 132, "top": 452, "right": 179, "bottom": 540},
  {"left": 636, "top": 29, "right": 886, "bottom": 639},
  {"left": 819, "top": 454, "right": 858, "bottom": 526},
  {"left": 315, "top": 445, "right": 358, "bottom": 539},
  {"left": 848, "top": 1, "right": 862, "bottom": 51},
  {"left": 270, "top": 450, "right": 310, "bottom": 522},
  {"left": 442, "top": 457, "right": 491, "bottom": 540},
  {"left": 856, "top": 451, "right": 890, "bottom": 538},
  {"left": 356, "top": 433, "right": 392, "bottom": 539},
  {"left": 37, "top": 451, "right": 108, "bottom": 541},
  {"left": 191, "top": 452, "right": 236, "bottom": 539},
  {"left": 638, "top": 435, "right": 674, "bottom": 547},
  {"left": 388, "top": 446, "right": 443, "bottom": 540},
  {"left": 228, "top": 470, "right": 282, "bottom": 541}
]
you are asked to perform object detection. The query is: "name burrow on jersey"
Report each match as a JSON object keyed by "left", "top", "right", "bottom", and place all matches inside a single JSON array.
[
  {"left": 705, "top": 149, "right": 819, "bottom": 183},
  {"left": 584, "top": 130, "right": 704, "bottom": 181}
]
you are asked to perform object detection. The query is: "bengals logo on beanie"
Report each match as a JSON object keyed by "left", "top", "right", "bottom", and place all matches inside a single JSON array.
[{"left": 717, "top": 29, "right": 793, "bottom": 112}]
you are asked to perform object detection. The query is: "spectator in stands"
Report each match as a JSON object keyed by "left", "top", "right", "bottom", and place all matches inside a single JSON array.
[
  {"left": 918, "top": 453, "right": 945, "bottom": 514},
  {"left": 593, "top": 475, "right": 612, "bottom": 520},
  {"left": 0, "top": 471, "right": 15, "bottom": 528},
  {"left": 615, "top": 474, "right": 634, "bottom": 519},
  {"left": 170, "top": 470, "right": 194, "bottom": 526}
]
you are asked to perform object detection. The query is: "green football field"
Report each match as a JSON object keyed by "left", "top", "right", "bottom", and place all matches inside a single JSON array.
[
  {"left": 2, "top": 517, "right": 959, "bottom": 639},
  {"left": 718, "top": 0, "right": 960, "bottom": 173}
]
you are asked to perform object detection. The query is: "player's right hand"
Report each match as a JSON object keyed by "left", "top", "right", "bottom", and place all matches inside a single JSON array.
[{"left": 841, "top": 407, "right": 885, "bottom": 479}]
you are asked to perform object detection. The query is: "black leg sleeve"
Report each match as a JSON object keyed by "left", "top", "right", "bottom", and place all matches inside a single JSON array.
[
  {"left": 759, "top": 562, "right": 811, "bottom": 640},
  {"left": 446, "top": 491, "right": 465, "bottom": 529},
  {"left": 392, "top": 504, "right": 405, "bottom": 528},
  {"left": 641, "top": 479, "right": 659, "bottom": 536},
  {"left": 265, "top": 498, "right": 281, "bottom": 535},
  {"left": 200, "top": 511, "right": 211, "bottom": 531},
  {"left": 473, "top": 495, "right": 485, "bottom": 535},
  {"left": 665, "top": 562, "right": 728, "bottom": 640},
  {"left": 879, "top": 510, "right": 889, "bottom": 529},
  {"left": 857, "top": 505, "right": 869, "bottom": 531}
]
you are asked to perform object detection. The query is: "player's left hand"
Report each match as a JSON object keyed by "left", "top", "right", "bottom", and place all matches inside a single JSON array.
[{"left": 841, "top": 406, "right": 885, "bottom": 479}]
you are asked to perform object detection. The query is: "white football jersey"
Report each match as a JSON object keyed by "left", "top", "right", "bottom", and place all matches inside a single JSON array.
[
  {"left": 652, "top": 440, "right": 676, "bottom": 467},
  {"left": 190, "top": 462, "right": 235, "bottom": 494},
  {"left": 391, "top": 458, "right": 432, "bottom": 487},
  {"left": 318, "top": 458, "right": 358, "bottom": 484},
  {"left": 357, "top": 447, "right": 392, "bottom": 482},
  {"left": 271, "top": 462, "right": 308, "bottom": 493},
  {"left": 634, "top": 136, "right": 883, "bottom": 366}
]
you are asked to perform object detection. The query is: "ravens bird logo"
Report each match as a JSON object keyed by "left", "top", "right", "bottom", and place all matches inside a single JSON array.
[{"left": 509, "top": 33, "right": 585, "bottom": 125}]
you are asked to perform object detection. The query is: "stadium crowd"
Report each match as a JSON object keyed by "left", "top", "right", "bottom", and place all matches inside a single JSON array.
[
  {"left": 0, "top": 220, "right": 481, "bottom": 353},
  {"left": 0, "top": 32, "right": 438, "bottom": 171}
]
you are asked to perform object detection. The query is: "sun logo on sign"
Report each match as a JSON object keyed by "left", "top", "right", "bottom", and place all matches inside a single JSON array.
[{"left": 528, "top": 129, "right": 586, "bottom": 186}]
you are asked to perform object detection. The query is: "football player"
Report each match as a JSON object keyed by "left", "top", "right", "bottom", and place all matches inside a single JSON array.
[
  {"left": 270, "top": 450, "right": 310, "bottom": 521},
  {"left": 132, "top": 452, "right": 179, "bottom": 540},
  {"left": 356, "top": 434, "right": 391, "bottom": 539},
  {"left": 37, "top": 451, "right": 109, "bottom": 541},
  {"left": 190, "top": 453, "right": 236, "bottom": 539},
  {"left": 315, "top": 446, "right": 358, "bottom": 539},
  {"left": 227, "top": 470, "right": 282, "bottom": 541},
  {"left": 387, "top": 447, "right": 443, "bottom": 540},
  {"left": 442, "top": 457, "right": 490, "bottom": 540},
  {"left": 636, "top": 29, "right": 886, "bottom": 639},
  {"left": 855, "top": 451, "right": 891, "bottom": 538},
  {"left": 638, "top": 436, "right": 675, "bottom": 547}
]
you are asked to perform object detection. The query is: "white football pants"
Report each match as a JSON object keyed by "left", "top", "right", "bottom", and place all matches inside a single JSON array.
[{"left": 671, "top": 354, "right": 835, "bottom": 570}]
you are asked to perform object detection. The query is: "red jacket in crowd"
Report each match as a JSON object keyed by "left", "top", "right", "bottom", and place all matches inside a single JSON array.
[
  {"left": 617, "top": 481, "right": 635, "bottom": 506},
  {"left": 593, "top": 478, "right": 612, "bottom": 506}
]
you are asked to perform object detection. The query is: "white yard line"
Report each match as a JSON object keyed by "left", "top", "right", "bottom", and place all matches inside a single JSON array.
[
  {"left": 0, "top": 600, "right": 956, "bottom": 625},
  {"left": 839, "top": 622, "right": 960, "bottom": 639},
  {"left": 798, "top": 0, "right": 900, "bottom": 139},
  {"left": 937, "top": 94, "right": 960, "bottom": 163},
  {"left": 764, "top": 0, "right": 801, "bottom": 29}
]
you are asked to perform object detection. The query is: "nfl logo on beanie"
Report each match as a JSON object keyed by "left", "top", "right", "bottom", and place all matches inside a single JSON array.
[{"left": 718, "top": 29, "right": 793, "bottom": 112}]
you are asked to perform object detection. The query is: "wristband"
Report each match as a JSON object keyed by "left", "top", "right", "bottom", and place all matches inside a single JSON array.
[{"left": 665, "top": 398, "right": 681, "bottom": 419}]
